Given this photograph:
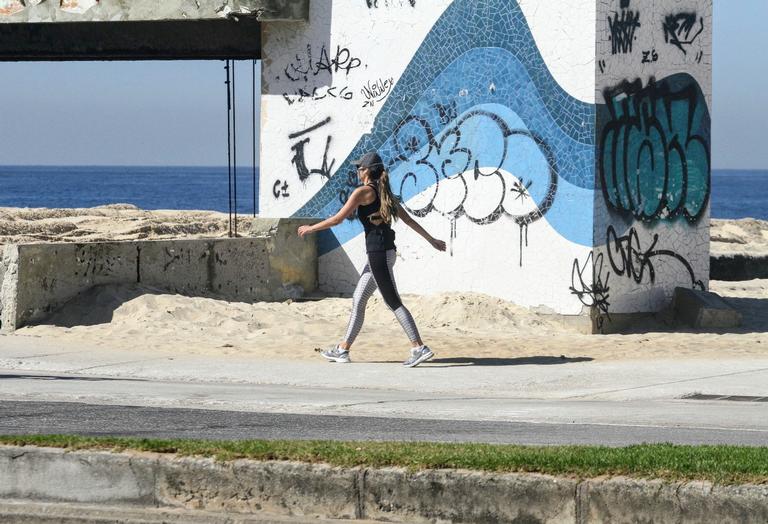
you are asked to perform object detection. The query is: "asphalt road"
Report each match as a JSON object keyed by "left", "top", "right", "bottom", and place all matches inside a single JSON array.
[
  {"left": 2, "top": 399, "right": 768, "bottom": 446},
  {"left": 2, "top": 337, "right": 768, "bottom": 446}
]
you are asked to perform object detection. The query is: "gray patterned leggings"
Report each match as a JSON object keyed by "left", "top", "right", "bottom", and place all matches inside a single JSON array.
[{"left": 342, "top": 249, "right": 422, "bottom": 346}]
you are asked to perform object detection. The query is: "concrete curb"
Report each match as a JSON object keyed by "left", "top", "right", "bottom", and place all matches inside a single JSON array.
[{"left": 1, "top": 446, "right": 767, "bottom": 523}]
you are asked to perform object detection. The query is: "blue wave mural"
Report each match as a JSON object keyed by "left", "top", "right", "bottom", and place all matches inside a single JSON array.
[{"left": 292, "top": 0, "right": 596, "bottom": 255}]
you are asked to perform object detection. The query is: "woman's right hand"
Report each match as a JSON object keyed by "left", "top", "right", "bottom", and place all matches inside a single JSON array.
[{"left": 430, "top": 238, "right": 447, "bottom": 252}]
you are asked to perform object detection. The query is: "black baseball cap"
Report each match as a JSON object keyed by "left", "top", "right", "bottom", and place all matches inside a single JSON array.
[{"left": 351, "top": 151, "right": 384, "bottom": 170}]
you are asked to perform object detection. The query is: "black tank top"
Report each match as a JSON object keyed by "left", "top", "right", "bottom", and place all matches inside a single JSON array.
[{"left": 358, "top": 182, "right": 396, "bottom": 253}]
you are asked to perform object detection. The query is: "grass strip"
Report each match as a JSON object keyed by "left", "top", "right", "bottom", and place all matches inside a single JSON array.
[{"left": 0, "top": 435, "right": 766, "bottom": 485}]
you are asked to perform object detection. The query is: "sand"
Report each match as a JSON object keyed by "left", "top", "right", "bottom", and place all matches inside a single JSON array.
[
  {"left": 2, "top": 206, "right": 767, "bottom": 362},
  {"left": 1, "top": 205, "right": 766, "bottom": 255},
  {"left": 7, "top": 279, "right": 765, "bottom": 363},
  {"left": 0, "top": 204, "right": 249, "bottom": 244},
  {"left": 710, "top": 218, "right": 768, "bottom": 256}
]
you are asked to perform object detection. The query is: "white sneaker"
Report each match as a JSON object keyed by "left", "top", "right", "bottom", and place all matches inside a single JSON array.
[
  {"left": 403, "top": 345, "right": 434, "bottom": 367},
  {"left": 321, "top": 345, "right": 351, "bottom": 363}
]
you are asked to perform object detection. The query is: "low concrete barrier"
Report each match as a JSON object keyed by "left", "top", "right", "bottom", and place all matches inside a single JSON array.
[
  {"left": 0, "top": 218, "right": 316, "bottom": 332},
  {"left": 1, "top": 446, "right": 767, "bottom": 523},
  {"left": 710, "top": 254, "right": 768, "bottom": 281}
]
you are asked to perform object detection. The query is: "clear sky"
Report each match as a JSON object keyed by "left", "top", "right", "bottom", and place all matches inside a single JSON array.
[
  {"left": 0, "top": 0, "right": 764, "bottom": 170},
  {"left": 0, "top": 59, "right": 258, "bottom": 167}
]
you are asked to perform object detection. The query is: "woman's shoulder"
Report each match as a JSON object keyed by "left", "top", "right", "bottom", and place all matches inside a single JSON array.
[{"left": 352, "top": 184, "right": 377, "bottom": 205}]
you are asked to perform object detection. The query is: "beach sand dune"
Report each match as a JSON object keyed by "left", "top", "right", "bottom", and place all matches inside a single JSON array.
[
  {"left": 12, "top": 279, "right": 767, "bottom": 362},
  {"left": 0, "top": 204, "right": 250, "bottom": 244}
]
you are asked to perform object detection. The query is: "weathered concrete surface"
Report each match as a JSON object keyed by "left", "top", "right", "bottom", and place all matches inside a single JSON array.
[
  {"left": 155, "top": 458, "right": 360, "bottom": 519},
  {"left": 673, "top": 287, "right": 742, "bottom": 329},
  {"left": 0, "top": 218, "right": 316, "bottom": 332},
  {"left": 0, "top": 500, "right": 383, "bottom": 523},
  {"left": 0, "top": 447, "right": 156, "bottom": 505},
  {"left": 2, "top": 446, "right": 768, "bottom": 523},
  {"left": 711, "top": 254, "right": 768, "bottom": 281},
  {"left": 0, "top": 0, "right": 306, "bottom": 60},
  {"left": 0, "top": 0, "right": 309, "bottom": 22},
  {"left": 362, "top": 468, "right": 576, "bottom": 523},
  {"left": 583, "top": 476, "right": 768, "bottom": 524},
  {"left": 0, "top": 245, "right": 19, "bottom": 334}
]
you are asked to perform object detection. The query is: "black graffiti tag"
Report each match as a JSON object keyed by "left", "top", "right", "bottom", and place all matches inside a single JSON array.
[
  {"left": 365, "top": 0, "right": 416, "bottom": 7},
  {"left": 606, "top": 225, "right": 704, "bottom": 290},
  {"left": 272, "top": 180, "right": 290, "bottom": 199},
  {"left": 662, "top": 13, "right": 704, "bottom": 55},
  {"left": 283, "top": 44, "right": 362, "bottom": 83},
  {"left": 361, "top": 77, "right": 395, "bottom": 108},
  {"left": 641, "top": 49, "right": 659, "bottom": 63},
  {"left": 570, "top": 251, "right": 611, "bottom": 316},
  {"left": 282, "top": 85, "right": 353, "bottom": 105},
  {"left": 608, "top": 5, "right": 641, "bottom": 55},
  {"left": 289, "top": 117, "right": 336, "bottom": 183}
]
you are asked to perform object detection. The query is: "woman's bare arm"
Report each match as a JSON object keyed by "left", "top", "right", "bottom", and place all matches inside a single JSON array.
[
  {"left": 297, "top": 186, "right": 373, "bottom": 237},
  {"left": 396, "top": 204, "right": 447, "bottom": 251}
]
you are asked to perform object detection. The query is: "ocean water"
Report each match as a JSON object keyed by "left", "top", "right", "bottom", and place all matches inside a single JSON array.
[
  {"left": 0, "top": 165, "right": 260, "bottom": 215},
  {"left": 710, "top": 169, "right": 768, "bottom": 220},
  {"left": 0, "top": 166, "right": 765, "bottom": 220}
]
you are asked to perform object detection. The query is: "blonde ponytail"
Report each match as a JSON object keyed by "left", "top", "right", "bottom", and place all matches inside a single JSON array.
[{"left": 377, "top": 170, "right": 399, "bottom": 224}]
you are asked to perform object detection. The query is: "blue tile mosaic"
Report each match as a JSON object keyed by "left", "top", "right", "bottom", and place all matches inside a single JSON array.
[{"left": 292, "top": 0, "right": 598, "bottom": 255}]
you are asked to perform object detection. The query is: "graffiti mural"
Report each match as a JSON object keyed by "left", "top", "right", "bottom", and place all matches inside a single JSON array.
[
  {"left": 293, "top": 0, "right": 596, "bottom": 259},
  {"left": 598, "top": 74, "right": 711, "bottom": 223},
  {"left": 259, "top": 0, "right": 711, "bottom": 316}
]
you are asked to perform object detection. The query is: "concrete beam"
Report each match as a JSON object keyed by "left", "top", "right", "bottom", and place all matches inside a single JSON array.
[
  {"left": 0, "top": 0, "right": 308, "bottom": 23},
  {"left": 0, "top": 19, "right": 261, "bottom": 61}
]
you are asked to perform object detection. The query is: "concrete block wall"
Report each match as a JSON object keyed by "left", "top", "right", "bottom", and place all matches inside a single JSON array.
[
  {"left": 0, "top": 219, "right": 316, "bottom": 332},
  {"left": 259, "top": 0, "right": 711, "bottom": 326}
]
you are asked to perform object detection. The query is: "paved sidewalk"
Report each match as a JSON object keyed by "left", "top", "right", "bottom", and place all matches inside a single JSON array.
[{"left": 1, "top": 332, "right": 768, "bottom": 444}]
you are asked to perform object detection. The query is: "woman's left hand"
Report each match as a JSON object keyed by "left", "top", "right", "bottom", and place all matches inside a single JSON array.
[
  {"left": 430, "top": 238, "right": 447, "bottom": 252},
  {"left": 298, "top": 225, "right": 314, "bottom": 238}
]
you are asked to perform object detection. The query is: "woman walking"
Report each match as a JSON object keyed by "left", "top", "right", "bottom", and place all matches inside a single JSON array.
[{"left": 298, "top": 151, "right": 446, "bottom": 367}]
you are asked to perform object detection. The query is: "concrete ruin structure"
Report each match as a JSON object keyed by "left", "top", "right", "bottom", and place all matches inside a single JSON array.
[
  {"left": 1, "top": 0, "right": 713, "bottom": 333},
  {"left": 0, "top": 219, "right": 315, "bottom": 331}
]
